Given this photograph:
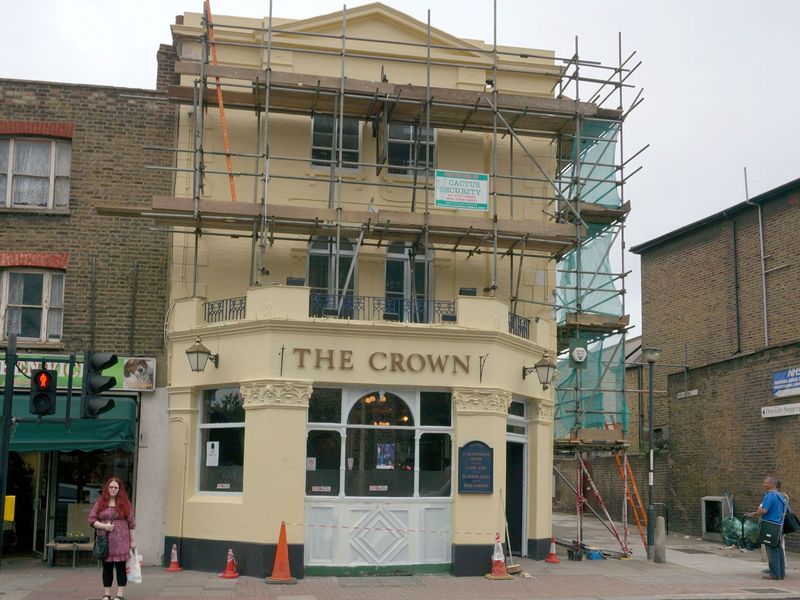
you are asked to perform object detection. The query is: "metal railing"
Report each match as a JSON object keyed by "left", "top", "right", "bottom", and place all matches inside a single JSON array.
[
  {"left": 508, "top": 312, "right": 531, "bottom": 339},
  {"left": 310, "top": 293, "right": 455, "bottom": 324},
  {"left": 204, "top": 296, "right": 246, "bottom": 323},
  {"left": 201, "top": 295, "right": 531, "bottom": 341}
]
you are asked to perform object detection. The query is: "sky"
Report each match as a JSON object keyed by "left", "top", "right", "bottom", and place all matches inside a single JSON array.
[{"left": 2, "top": 0, "right": 798, "bottom": 334}]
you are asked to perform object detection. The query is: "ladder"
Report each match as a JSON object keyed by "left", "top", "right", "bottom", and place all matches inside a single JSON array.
[
  {"left": 614, "top": 451, "right": 647, "bottom": 550},
  {"left": 204, "top": 0, "right": 238, "bottom": 202}
]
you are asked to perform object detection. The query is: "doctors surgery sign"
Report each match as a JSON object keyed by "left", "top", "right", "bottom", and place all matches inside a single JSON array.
[{"left": 435, "top": 170, "right": 489, "bottom": 211}]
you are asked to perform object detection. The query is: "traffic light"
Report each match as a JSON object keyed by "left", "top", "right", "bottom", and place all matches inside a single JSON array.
[
  {"left": 81, "top": 351, "right": 118, "bottom": 418},
  {"left": 30, "top": 368, "right": 57, "bottom": 415}
]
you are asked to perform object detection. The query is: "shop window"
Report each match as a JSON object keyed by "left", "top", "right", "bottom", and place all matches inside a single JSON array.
[
  {"left": 311, "top": 114, "right": 360, "bottom": 169},
  {"left": 387, "top": 123, "right": 434, "bottom": 175},
  {"left": 1, "top": 270, "right": 64, "bottom": 342},
  {"left": 507, "top": 400, "right": 527, "bottom": 435},
  {"left": 419, "top": 433, "right": 451, "bottom": 497},
  {"left": 199, "top": 388, "right": 245, "bottom": 493},
  {"left": 0, "top": 138, "right": 71, "bottom": 209},
  {"left": 309, "top": 388, "right": 342, "bottom": 423},
  {"left": 420, "top": 391, "right": 451, "bottom": 427},
  {"left": 305, "top": 390, "right": 452, "bottom": 499},
  {"left": 306, "top": 430, "right": 341, "bottom": 496}
]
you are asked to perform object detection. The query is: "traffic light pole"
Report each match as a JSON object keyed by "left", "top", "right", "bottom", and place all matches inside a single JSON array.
[{"left": 0, "top": 334, "right": 17, "bottom": 572}]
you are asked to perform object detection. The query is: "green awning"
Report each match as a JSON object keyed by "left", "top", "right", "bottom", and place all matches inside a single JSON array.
[{"left": 1, "top": 393, "right": 136, "bottom": 453}]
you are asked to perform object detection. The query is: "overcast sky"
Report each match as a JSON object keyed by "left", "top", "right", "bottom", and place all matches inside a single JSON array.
[{"left": 2, "top": 1, "right": 798, "bottom": 334}]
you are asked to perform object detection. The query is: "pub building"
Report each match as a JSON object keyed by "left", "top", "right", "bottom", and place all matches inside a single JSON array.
[{"left": 156, "top": 4, "right": 592, "bottom": 576}]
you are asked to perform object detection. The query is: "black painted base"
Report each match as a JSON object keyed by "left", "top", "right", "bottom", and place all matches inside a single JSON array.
[
  {"left": 164, "top": 536, "right": 305, "bottom": 579},
  {"left": 528, "top": 537, "right": 550, "bottom": 560},
  {"left": 451, "top": 543, "right": 492, "bottom": 576}
]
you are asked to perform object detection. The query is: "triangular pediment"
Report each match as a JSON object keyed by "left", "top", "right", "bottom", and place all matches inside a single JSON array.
[{"left": 276, "top": 2, "right": 485, "bottom": 59}]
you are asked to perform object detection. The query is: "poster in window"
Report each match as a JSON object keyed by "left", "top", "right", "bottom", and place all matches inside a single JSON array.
[
  {"left": 206, "top": 441, "right": 219, "bottom": 467},
  {"left": 376, "top": 442, "right": 395, "bottom": 469}
]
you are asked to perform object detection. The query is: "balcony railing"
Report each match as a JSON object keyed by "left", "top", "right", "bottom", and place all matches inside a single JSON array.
[
  {"left": 508, "top": 312, "right": 531, "bottom": 340},
  {"left": 310, "top": 293, "right": 455, "bottom": 324},
  {"left": 201, "top": 294, "right": 531, "bottom": 340},
  {"left": 204, "top": 296, "right": 246, "bottom": 323}
]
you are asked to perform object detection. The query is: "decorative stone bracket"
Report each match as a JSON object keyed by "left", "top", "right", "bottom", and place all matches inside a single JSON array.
[
  {"left": 240, "top": 379, "right": 313, "bottom": 410},
  {"left": 453, "top": 387, "right": 512, "bottom": 415}
]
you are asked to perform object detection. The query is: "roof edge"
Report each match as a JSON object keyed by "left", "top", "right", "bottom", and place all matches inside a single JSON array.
[{"left": 631, "top": 177, "right": 800, "bottom": 254}]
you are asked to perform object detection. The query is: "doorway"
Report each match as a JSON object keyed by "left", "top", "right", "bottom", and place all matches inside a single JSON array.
[{"left": 505, "top": 441, "right": 525, "bottom": 555}]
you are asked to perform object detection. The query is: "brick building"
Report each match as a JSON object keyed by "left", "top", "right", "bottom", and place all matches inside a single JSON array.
[
  {"left": 0, "top": 45, "right": 177, "bottom": 563},
  {"left": 630, "top": 178, "right": 800, "bottom": 545}
]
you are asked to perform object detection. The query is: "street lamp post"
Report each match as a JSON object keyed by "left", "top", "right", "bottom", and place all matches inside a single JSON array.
[{"left": 642, "top": 347, "right": 661, "bottom": 560}]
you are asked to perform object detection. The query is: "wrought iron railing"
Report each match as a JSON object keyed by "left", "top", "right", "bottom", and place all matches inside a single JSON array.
[
  {"left": 508, "top": 312, "right": 531, "bottom": 339},
  {"left": 310, "top": 293, "right": 455, "bottom": 324},
  {"left": 201, "top": 294, "right": 530, "bottom": 340},
  {"left": 204, "top": 296, "right": 246, "bottom": 323}
]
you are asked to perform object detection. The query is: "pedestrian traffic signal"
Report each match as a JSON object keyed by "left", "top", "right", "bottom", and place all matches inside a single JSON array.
[
  {"left": 81, "top": 351, "right": 118, "bottom": 418},
  {"left": 30, "top": 368, "right": 57, "bottom": 415}
]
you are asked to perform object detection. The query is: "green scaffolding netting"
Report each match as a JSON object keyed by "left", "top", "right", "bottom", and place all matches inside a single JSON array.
[
  {"left": 554, "top": 335, "right": 628, "bottom": 438},
  {"left": 554, "top": 120, "right": 626, "bottom": 437}
]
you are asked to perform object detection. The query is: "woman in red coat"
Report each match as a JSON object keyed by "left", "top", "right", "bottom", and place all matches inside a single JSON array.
[{"left": 88, "top": 477, "right": 136, "bottom": 600}]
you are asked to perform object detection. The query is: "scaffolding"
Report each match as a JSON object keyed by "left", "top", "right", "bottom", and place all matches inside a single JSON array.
[{"left": 100, "top": 0, "right": 644, "bottom": 555}]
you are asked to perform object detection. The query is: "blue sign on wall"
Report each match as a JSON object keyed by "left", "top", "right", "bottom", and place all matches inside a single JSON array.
[
  {"left": 458, "top": 440, "right": 493, "bottom": 494},
  {"left": 773, "top": 367, "right": 800, "bottom": 398}
]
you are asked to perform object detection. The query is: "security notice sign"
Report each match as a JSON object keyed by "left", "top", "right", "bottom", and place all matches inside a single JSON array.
[{"left": 435, "top": 170, "right": 489, "bottom": 211}]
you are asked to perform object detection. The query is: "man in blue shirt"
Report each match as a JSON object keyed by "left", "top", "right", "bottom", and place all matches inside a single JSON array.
[{"left": 748, "top": 475, "right": 787, "bottom": 580}]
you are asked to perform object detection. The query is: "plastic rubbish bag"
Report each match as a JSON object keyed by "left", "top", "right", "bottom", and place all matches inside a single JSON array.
[
  {"left": 743, "top": 519, "right": 760, "bottom": 550},
  {"left": 126, "top": 548, "right": 143, "bottom": 584},
  {"left": 722, "top": 516, "right": 743, "bottom": 546}
]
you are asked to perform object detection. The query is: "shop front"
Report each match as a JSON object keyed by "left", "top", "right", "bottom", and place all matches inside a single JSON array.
[
  {"left": 1, "top": 393, "right": 137, "bottom": 563},
  {"left": 164, "top": 290, "right": 555, "bottom": 577}
]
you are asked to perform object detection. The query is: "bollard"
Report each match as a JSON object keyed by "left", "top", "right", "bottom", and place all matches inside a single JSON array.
[{"left": 654, "top": 515, "right": 667, "bottom": 563}]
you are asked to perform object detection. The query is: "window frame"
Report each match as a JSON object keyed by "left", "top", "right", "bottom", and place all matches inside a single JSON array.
[
  {"left": 0, "top": 137, "right": 71, "bottom": 210},
  {"left": 197, "top": 387, "right": 246, "bottom": 495},
  {"left": 310, "top": 114, "right": 361, "bottom": 171},
  {"left": 1, "top": 269, "right": 65, "bottom": 343},
  {"left": 385, "top": 242, "right": 434, "bottom": 322},
  {"left": 305, "top": 387, "right": 453, "bottom": 499},
  {"left": 387, "top": 123, "right": 436, "bottom": 176}
]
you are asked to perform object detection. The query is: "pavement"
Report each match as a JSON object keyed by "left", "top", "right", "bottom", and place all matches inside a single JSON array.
[{"left": 1, "top": 513, "right": 798, "bottom": 600}]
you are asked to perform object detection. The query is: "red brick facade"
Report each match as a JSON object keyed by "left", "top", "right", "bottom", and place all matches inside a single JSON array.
[
  {"left": 0, "top": 120, "right": 74, "bottom": 139},
  {"left": 0, "top": 47, "right": 176, "bottom": 358}
]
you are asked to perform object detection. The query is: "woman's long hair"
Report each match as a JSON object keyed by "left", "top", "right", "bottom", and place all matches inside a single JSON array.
[{"left": 94, "top": 476, "right": 132, "bottom": 518}]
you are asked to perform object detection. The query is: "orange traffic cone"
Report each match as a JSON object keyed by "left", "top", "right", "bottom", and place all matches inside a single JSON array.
[
  {"left": 545, "top": 537, "right": 560, "bottom": 564},
  {"left": 484, "top": 532, "right": 514, "bottom": 580},
  {"left": 219, "top": 548, "right": 239, "bottom": 579},
  {"left": 265, "top": 521, "right": 297, "bottom": 585},
  {"left": 165, "top": 543, "right": 182, "bottom": 572}
]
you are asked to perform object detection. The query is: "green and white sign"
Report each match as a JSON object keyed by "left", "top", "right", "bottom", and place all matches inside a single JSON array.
[
  {"left": 1, "top": 355, "right": 156, "bottom": 392},
  {"left": 435, "top": 170, "right": 489, "bottom": 211}
]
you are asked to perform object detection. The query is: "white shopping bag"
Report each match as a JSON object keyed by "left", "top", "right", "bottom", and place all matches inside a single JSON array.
[{"left": 126, "top": 549, "right": 143, "bottom": 584}]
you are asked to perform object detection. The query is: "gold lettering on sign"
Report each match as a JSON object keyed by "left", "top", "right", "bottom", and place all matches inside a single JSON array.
[
  {"left": 406, "top": 353, "right": 425, "bottom": 372},
  {"left": 427, "top": 354, "right": 448, "bottom": 372},
  {"left": 294, "top": 348, "right": 471, "bottom": 374},
  {"left": 453, "top": 355, "right": 470, "bottom": 374},
  {"left": 369, "top": 352, "right": 387, "bottom": 371},
  {"left": 390, "top": 353, "right": 405, "bottom": 372},
  {"left": 315, "top": 349, "right": 335, "bottom": 369},
  {"left": 293, "top": 348, "right": 311, "bottom": 368}
]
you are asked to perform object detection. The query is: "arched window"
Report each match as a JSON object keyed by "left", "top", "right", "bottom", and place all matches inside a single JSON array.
[{"left": 306, "top": 388, "right": 452, "bottom": 498}]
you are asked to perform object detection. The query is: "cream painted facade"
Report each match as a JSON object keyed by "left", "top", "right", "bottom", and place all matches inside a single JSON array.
[{"left": 162, "top": 4, "right": 566, "bottom": 577}]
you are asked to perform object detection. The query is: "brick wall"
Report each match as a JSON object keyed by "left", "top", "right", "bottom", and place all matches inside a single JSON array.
[
  {"left": 667, "top": 342, "right": 800, "bottom": 550},
  {"left": 0, "top": 72, "right": 176, "bottom": 358}
]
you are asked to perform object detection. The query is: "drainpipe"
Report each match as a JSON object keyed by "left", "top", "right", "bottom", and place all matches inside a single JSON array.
[
  {"left": 743, "top": 168, "right": 769, "bottom": 347},
  {"left": 725, "top": 212, "right": 742, "bottom": 354}
]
